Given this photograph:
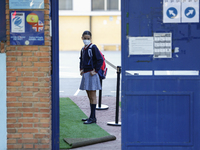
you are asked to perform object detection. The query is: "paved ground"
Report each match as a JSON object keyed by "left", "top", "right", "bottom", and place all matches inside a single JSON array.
[{"left": 65, "top": 96, "right": 121, "bottom": 150}]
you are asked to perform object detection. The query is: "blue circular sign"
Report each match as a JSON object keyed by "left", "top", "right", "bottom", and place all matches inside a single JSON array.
[
  {"left": 167, "top": 7, "right": 178, "bottom": 19},
  {"left": 185, "top": 7, "right": 196, "bottom": 18}
]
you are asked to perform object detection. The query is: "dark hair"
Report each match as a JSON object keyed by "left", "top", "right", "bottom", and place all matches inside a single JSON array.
[{"left": 82, "top": 31, "right": 92, "bottom": 37}]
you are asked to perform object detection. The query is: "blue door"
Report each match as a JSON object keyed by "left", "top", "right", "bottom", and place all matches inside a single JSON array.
[{"left": 121, "top": 0, "right": 200, "bottom": 149}]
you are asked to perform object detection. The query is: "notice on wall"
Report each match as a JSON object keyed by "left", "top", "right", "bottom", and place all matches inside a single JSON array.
[
  {"left": 9, "top": 0, "right": 44, "bottom": 9},
  {"left": 153, "top": 33, "right": 172, "bottom": 58},
  {"left": 10, "top": 11, "right": 44, "bottom": 45},
  {"left": 163, "top": 0, "right": 181, "bottom": 23},
  {"left": 163, "top": 0, "right": 199, "bottom": 23},
  {"left": 182, "top": 0, "right": 199, "bottom": 23},
  {"left": 129, "top": 37, "right": 154, "bottom": 55}
]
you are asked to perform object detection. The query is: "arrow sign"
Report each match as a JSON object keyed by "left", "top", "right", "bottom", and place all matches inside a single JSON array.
[
  {"left": 167, "top": 7, "right": 178, "bottom": 19},
  {"left": 185, "top": 7, "right": 196, "bottom": 18}
]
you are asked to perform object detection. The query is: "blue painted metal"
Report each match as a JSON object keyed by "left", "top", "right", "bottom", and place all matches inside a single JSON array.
[
  {"left": 51, "top": 0, "right": 60, "bottom": 149},
  {"left": 0, "top": 0, "right": 6, "bottom": 41},
  {"left": 121, "top": 0, "right": 200, "bottom": 149}
]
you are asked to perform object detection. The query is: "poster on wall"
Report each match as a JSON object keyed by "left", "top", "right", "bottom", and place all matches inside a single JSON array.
[
  {"left": 10, "top": 11, "right": 44, "bottom": 45},
  {"left": 9, "top": 0, "right": 44, "bottom": 9}
]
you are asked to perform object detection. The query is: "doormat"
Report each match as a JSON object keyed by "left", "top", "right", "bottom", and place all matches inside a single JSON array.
[
  {"left": 60, "top": 98, "right": 116, "bottom": 149},
  {"left": 63, "top": 135, "right": 116, "bottom": 149}
]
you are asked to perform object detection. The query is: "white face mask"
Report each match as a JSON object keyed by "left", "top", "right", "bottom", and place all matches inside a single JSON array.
[{"left": 83, "top": 40, "right": 91, "bottom": 45}]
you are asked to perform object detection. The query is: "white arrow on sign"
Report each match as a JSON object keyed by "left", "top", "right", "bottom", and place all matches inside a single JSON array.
[
  {"left": 169, "top": 10, "right": 176, "bottom": 17},
  {"left": 186, "top": 10, "right": 194, "bottom": 16}
]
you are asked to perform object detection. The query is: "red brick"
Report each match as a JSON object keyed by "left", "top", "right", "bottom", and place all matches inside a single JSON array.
[
  {"left": 39, "top": 47, "right": 51, "bottom": 51},
  {"left": 35, "top": 114, "right": 50, "bottom": 118},
  {"left": 18, "top": 77, "right": 38, "bottom": 81},
  {"left": 18, "top": 129, "right": 38, "bottom": 133},
  {"left": 39, "top": 67, "right": 51, "bottom": 72},
  {"left": 39, "top": 58, "right": 50, "bottom": 62},
  {"left": 17, "top": 46, "right": 38, "bottom": 51},
  {"left": 23, "top": 62, "right": 32, "bottom": 66},
  {"left": 27, "top": 57, "right": 38, "bottom": 61},
  {"left": 7, "top": 93, "right": 22, "bottom": 97},
  {"left": 7, "top": 98, "right": 17, "bottom": 102},
  {"left": 7, "top": 102, "right": 22, "bottom": 107},
  {"left": 7, "top": 139, "right": 16, "bottom": 144},
  {"left": 23, "top": 52, "right": 33, "bottom": 56},
  {"left": 22, "top": 72, "right": 33, "bottom": 76},
  {"left": 17, "top": 67, "right": 38, "bottom": 72},
  {"left": 23, "top": 103, "right": 32, "bottom": 107},
  {"left": 7, "top": 72, "right": 21, "bottom": 76},
  {"left": 23, "top": 134, "right": 33, "bottom": 138},
  {"left": 23, "top": 93, "right": 33, "bottom": 96},
  {"left": 35, "top": 134, "right": 49, "bottom": 138},
  {"left": 7, "top": 82, "right": 21, "bottom": 86},
  {"left": 7, "top": 87, "right": 17, "bottom": 92},
  {"left": 34, "top": 83, "right": 49, "bottom": 87},
  {"left": 34, "top": 73, "right": 45, "bottom": 77},
  {"left": 7, "top": 134, "right": 22, "bottom": 138},
  {"left": 6, "top": 52, "right": 22, "bottom": 56},
  {"left": 23, "top": 82, "right": 34, "bottom": 86},
  {"left": 7, "top": 144, "right": 22, "bottom": 149},
  {"left": 40, "top": 109, "right": 50, "bottom": 113},
  {"left": 35, "top": 144, "right": 50, "bottom": 149},
  {"left": 18, "top": 88, "right": 39, "bottom": 92},
  {"left": 34, "top": 52, "right": 49, "bottom": 57},
  {"left": 40, "top": 98, "right": 50, "bottom": 102},
  {"left": 35, "top": 93, "right": 50, "bottom": 97},
  {"left": 23, "top": 113, "right": 33, "bottom": 117},
  {"left": 18, "top": 118, "right": 39, "bottom": 123},
  {"left": 18, "top": 108, "right": 39, "bottom": 112},
  {"left": 7, "top": 67, "right": 16, "bottom": 72},
  {"left": 7, "top": 57, "right": 16, "bottom": 61},
  {"left": 7, "top": 119, "right": 17, "bottom": 123},
  {"left": 7, "top": 62, "right": 21, "bottom": 66},
  {"left": 41, "top": 139, "right": 50, "bottom": 144},
  {"left": 7, "top": 113, "right": 22, "bottom": 118},
  {"left": 24, "top": 144, "right": 34, "bottom": 148},
  {"left": 17, "top": 57, "right": 27, "bottom": 61},
  {"left": 23, "top": 124, "right": 33, "bottom": 128},
  {"left": 18, "top": 139, "right": 38, "bottom": 143},
  {"left": 7, "top": 108, "right": 17, "bottom": 112},
  {"left": 7, "top": 77, "right": 16, "bottom": 81},
  {"left": 34, "top": 62, "right": 50, "bottom": 67},
  {"left": 18, "top": 98, "right": 39, "bottom": 102},
  {"left": 7, "top": 129, "right": 16, "bottom": 133},
  {"left": 40, "top": 119, "right": 50, "bottom": 123},
  {"left": 7, "top": 124, "right": 22, "bottom": 128},
  {"left": 34, "top": 124, "right": 50, "bottom": 128}
]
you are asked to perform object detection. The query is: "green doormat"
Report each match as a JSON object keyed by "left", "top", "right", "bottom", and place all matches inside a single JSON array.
[{"left": 60, "top": 98, "right": 116, "bottom": 149}]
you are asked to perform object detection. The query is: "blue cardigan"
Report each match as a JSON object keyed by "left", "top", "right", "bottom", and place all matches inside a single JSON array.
[{"left": 79, "top": 44, "right": 103, "bottom": 73}]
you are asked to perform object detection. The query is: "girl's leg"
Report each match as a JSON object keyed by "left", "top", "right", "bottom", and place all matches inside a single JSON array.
[{"left": 84, "top": 90, "right": 97, "bottom": 124}]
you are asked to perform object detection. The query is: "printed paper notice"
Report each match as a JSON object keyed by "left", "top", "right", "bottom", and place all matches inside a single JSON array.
[
  {"left": 129, "top": 37, "right": 153, "bottom": 55},
  {"left": 182, "top": 0, "right": 199, "bottom": 23},
  {"left": 163, "top": 0, "right": 181, "bottom": 23},
  {"left": 11, "top": 12, "right": 25, "bottom": 33}
]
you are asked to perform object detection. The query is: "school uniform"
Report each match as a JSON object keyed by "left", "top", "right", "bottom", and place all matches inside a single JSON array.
[{"left": 79, "top": 43, "right": 103, "bottom": 91}]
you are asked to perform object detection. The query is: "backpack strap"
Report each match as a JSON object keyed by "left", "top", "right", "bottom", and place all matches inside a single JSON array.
[{"left": 87, "top": 44, "right": 94, "bottom": 67}]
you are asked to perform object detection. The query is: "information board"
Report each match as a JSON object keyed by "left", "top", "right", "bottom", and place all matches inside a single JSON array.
[
  {"left": 129, "top": 37, "right": 154, "bottom": 55},
  {"left": 9, "top": 0, "right": 44, "bottom": 9},
  {"left": 10, "top": 11, "right": 44, "bottom": 45}
]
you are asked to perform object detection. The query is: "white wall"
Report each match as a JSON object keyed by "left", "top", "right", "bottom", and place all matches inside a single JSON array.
[
  {"left": 73, "top": 0, "right": 91, "bottom": 12},
  {"left": 0, "top": 53, "right": 7, "bottom": 150}
]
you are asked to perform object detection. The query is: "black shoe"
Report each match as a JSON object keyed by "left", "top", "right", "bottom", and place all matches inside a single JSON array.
[
  {"left": 82, "top": 118, "right": 89, "bottom": 121},
  {"left": 83, "top": 118, "right": 97, "bottom": 124}
]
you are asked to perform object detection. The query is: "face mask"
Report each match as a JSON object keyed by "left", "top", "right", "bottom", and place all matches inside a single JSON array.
[{"left": 83, "top": 40, "right": 91, "bottom": 45}]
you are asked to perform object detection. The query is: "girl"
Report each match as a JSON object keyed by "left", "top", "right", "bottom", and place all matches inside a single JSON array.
[{"left": 79, "top": 31, "right": 103, "bottom": 124}]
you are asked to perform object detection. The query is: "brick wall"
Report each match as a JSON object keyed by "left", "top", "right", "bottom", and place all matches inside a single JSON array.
[{"left": 6, "top": 0, "right": 52, "bottom": 149}]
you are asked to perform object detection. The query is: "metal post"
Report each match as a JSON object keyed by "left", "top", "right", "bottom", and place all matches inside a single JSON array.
[
  {"left": 107, "top": 66, "right": 121, "bottom": 126},
  {"left": 96, "top": 79, "right": 109, "bottom": 110}
]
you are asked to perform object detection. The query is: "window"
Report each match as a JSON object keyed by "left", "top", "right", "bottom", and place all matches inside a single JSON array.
[
  {"left": 92, "top": 0, "right": 120, "bottom": 11},
  {"left": 92, "top": 0, "right": 104, "bottom": 10},
  {"left": 59, "top": 0, "right": 73, "bottom": 10}
]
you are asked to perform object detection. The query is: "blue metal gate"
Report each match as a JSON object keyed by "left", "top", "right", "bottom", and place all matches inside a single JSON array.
[{"left": 121, "top": 0, "right": 200, "bottom": 149}]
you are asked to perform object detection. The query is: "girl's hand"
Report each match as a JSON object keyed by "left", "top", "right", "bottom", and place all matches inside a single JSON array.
[
  {"left": 90, "top": 69, "right": 97, "bottom": 76},
  {"left": 80, "top": 70, "right": 84, "bottom": 76}
]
